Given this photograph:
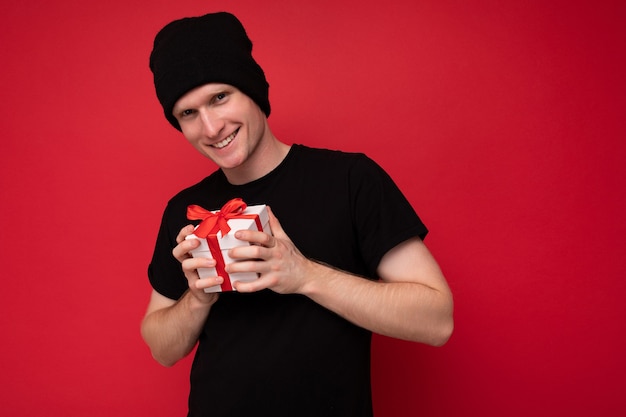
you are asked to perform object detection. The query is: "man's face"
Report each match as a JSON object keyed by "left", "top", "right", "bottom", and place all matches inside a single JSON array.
[{"left": 172, "top": 83, "right": 269, "bottom": 173}]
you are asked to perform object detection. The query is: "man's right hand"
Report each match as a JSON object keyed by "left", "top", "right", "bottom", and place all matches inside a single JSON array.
[{"left": 173, "top": 224, "right": 221, "bottom": 305}]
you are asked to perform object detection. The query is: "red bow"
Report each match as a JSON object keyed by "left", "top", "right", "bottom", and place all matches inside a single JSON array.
[{"left": 187, "top": 198, "right": 248, "bottom": 238}]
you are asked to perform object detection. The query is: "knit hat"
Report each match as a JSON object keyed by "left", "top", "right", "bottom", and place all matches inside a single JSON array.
[{"left": 149, "top": 12, "right": 271, "bottom": 130}]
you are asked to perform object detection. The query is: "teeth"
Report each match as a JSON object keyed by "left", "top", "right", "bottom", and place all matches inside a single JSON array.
[{"left": 212, "top": 130, "right": 237, "bottom": 149}]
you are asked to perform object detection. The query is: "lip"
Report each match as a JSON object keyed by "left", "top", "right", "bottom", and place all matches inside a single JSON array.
[{"left": 210, "top": 128, "right": 239, "bottom": 149}]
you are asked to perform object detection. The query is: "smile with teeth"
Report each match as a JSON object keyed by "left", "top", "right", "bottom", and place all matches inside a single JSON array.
[{"left": 211, "top": 129, "right": 239, "bottom": 149}]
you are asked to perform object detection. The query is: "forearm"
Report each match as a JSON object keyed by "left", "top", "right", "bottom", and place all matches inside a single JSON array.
[
  {"left": 141, "top": 290, "right": 214, "bottom": 366},
  {"left": 230, "top": 213, "right": 453, "bottom": 345},
  {"left": 301, "top": 261, "right": 454, "bottom": 346}
]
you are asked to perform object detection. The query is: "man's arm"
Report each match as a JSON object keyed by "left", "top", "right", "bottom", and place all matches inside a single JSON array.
[
  {"left": 231, "top": 208, "right": 454, "bottom": 346},
  {"left": 301, "top": 237, "right": 453, "bottom": 345},
  {"left": 141, "top": 225, "right": 223, "bottom": 366}
]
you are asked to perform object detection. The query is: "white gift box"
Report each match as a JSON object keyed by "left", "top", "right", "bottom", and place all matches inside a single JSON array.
[{"left": 185, "top": 204, "right": 271, "bottom": 293}]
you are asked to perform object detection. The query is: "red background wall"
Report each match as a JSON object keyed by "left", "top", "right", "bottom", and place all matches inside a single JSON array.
[{"left": 1, "top": 0, "right": 624, "bottom": 415}]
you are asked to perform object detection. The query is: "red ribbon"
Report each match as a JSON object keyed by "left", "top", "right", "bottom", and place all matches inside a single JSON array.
[
  {"left": 187, "top": 198, "right": 248, "bottom": 238},
  {"left": 186, "top": 198, "right": 263, "bottom": 291}
]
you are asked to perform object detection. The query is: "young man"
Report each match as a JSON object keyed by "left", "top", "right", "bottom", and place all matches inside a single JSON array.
[{"left": 142, "top": 12, "right": 453, "bottom": 417}]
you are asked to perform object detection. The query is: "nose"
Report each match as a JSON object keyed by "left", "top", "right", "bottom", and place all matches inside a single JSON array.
[{"left": 199, "top": 109, "right": 224, "bottom": 138}]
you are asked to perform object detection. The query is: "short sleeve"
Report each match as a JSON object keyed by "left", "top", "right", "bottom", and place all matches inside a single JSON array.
[
  {"left": 147, "top": 203, "right": 189, "bottom": 300},
  {"left": 349, "top": 154, "right": 428, "bottom": 276}
]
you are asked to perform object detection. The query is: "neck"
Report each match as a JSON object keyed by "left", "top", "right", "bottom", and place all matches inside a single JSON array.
[{"left": 222, "top": 128, "right": 290, "bottom": 185}]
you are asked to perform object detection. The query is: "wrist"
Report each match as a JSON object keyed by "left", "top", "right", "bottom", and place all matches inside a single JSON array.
[
  {"left": 299, "top": 258, "right": 334, "bottom": 297},
  {"left": 184, "top": 288, "right": 218, "bottom": 311}
]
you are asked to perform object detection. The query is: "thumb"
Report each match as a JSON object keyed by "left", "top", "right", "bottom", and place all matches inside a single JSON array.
[{"left": 266, "top": 206, "right": 287, "bottom": 239}]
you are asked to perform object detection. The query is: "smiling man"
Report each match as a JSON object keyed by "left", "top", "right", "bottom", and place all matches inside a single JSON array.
[{"left": 141, "top": 12, "right": 453, "bottom": 417}]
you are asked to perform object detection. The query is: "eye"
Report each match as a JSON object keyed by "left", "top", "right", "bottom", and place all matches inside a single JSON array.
[{"left": 180, "top": 109, "right": 195, "bottom": 118}]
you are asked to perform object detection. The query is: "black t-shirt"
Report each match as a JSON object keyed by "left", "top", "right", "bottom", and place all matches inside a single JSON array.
[{"left": 148, "top": 144, "right": 428, "bottom": 417}]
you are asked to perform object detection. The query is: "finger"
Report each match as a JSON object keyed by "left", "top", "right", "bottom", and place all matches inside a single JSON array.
[
  {"left": 225, "top": 257, "right": 270, "bottom": 275},
  {"left": 234, "top": 229, "right": 274, "bottom": 247},
  {"left": 193, "top": 275, "right": 224, "bottom": 291},
  {"left": 176, "top": 224, "right": 196, "bottom": 244},
  {"left": 228, "top": 243, "right": 272, "bottom": 262},
  {"left": 172, "top": 236, "right": 201, "bottom": 261},
  {"left": 181, "top": 256, "right": 217, "bottom": 274},
  {"left": 233, "top": 275, "right": 273, "bottom": 293}
]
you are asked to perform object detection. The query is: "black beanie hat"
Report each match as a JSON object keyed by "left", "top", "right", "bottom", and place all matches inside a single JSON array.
[{"left": 149, "top": 12, "right": 271, "bottom": 130}]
